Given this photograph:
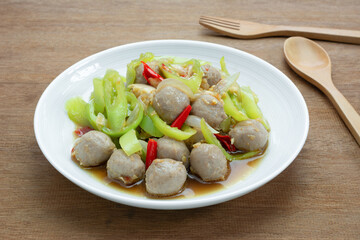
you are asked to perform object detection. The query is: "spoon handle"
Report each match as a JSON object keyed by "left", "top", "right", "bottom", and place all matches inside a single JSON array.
[
  {"left": 324, "top": 85, "right": 360, "bottom": 146},
  {"left": 275, "top": 25, "right": 360, "bottom": 44}
]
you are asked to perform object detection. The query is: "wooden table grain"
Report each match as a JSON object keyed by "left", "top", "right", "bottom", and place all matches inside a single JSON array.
[{"left": 1, "top": 0, "right": 359, "bottom": 239}]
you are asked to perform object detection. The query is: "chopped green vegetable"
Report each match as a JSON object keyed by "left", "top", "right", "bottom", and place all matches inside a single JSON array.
[
  {"left": 92, "top": 77, "right": 105, "bottom": 114},
  {"left": 147, "top": 106, "right": 196, "bottom": 141},
  {"left": 120, "top": 75, "right": 127, "bottom": 83},
  {"left": 219, "top": 117, "right": 231, "bottom": 133},
  {"left": 65, "top": 97, "right": 91, "bottom": 127},
  {"left": 200, "top": 119, "right": 260, "bottom": 161},
  {"left": 125, "top": 91, "right": 139, "bottom": 110},
  {"left": 126, "top": 52, "right": 155, "bottom": 86},
  {"left": 102, "top": 92, "right": 144, "bottom": 137},
  {"left": 160, "top": 59, "right": 203, "bottom": 93},
  {"left": 220, "top": 56, "right": 229, "bottom": 76},
  {"left": 223, "top": 92, "right": 248, "bottom": 121},
  {"left": 139, "top": 114, "right": 164, "bottom": 138},
  {"left": 229, "top": 93, "right": 246, "bottom": 113},
  {"left": 103, "top": 70, "right": 127, "bottom": 131},
  {"left": 119, "top": 129, "right": 142, "bottom": 156},
  {"left": 138, "top": 140, "right": 148, "bottom": 162},
  {"left": 240, "top": 86, "right": 270, "bottom": 130},
  {"left": 241, "top": 86, "right": 262, "bottom": 119},
  {"left": 86, "top": 100, "right": 98, "bottom": 130}
]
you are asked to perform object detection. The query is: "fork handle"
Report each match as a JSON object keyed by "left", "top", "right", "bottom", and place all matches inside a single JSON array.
[{"left": 274, "top": 25, "right": 360, "bottom": 44}]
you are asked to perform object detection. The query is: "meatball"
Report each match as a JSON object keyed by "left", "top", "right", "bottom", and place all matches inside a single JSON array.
[
  {"left": 135, "top": 62, "right": 160, "bottom": 84},
  {"left": 72, "top": 130, "right": 115, "bottom": 167},
  {"left": 201, "top": 64, "right": 221, "bottom": 88},
  {"left": 157, "top": 136, "right": 190, "bottom": 168},
  {"left": 106, "top": 149, "right": 145, "bottom": 185},
  {"left": 191, "top": 94, "right": 227, "bottom": 129},
  {"left": 152, "top": 86, "right": 190, "bottom": 124},
  {"left": 229, "top": 119, "right": 268, "bottom": 151},
  {"left": 145, "top": 158, "right": 187, "bottom": 196},
  {"left": 190, "top": 143, "right": 228, "bottom": 182}
]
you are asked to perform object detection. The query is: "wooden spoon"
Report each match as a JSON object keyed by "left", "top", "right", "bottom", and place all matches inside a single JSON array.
[{"left": 284, "top": 36, "right": 360, "bottom": 146}]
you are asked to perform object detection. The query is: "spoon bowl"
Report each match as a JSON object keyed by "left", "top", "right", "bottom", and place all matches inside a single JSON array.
[
  {"left": 284, "top": 37, "right": 360, "bottom": 146},
  {"left": 285, "top": 37, "right": 329, "bottom": 69},
  {"left": 284, "top": 37, "right": 333, "bottom": 88}
]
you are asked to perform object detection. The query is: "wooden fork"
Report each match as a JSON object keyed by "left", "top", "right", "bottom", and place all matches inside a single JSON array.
[{"left": 199, "top": 16, "right": 360, "bottom": 44}]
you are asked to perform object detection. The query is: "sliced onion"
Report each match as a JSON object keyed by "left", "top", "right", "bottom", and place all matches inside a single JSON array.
[
  {"left": 128, "top": 84, "right": 156, "bottom": 98},
  {"left": 193, "top": 90, "right": 220, "bottom": 100},
  {"left": 185, "top": 115, "right": 219, "bottom": 134},
  {"left": 171, "top": 64, "right": 187, "bottom": 76},
  {"left": 129, "top": 84, "right": 155, "bottom": 107},
  {"left": 156, "top": 78, "right": 194, "bottom": 100},
  {"left": 95, "top": 112, "right": 107, "bottom": 129},
  {"left": 213, "top": 72, "right": 240, "bottom": 95}
]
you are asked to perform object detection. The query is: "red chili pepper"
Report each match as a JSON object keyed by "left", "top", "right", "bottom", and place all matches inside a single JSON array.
[
  {"left": 141, "top": 61, "right": 163, "bottom": 87},
  {"left": 170, "top": 105, "right": 192, "bottom": 129},
  {"left": 74, "top": 126, "right": 93, "bottom": 137},
  {"left": 214, "top": 134, "right": 237, "bottom": 152},
  {"left": 161, "top": 63, "right": 171, "bottom": 72},
  {"left": 145, "top": 139, "right": 157, "bottom": 169}
]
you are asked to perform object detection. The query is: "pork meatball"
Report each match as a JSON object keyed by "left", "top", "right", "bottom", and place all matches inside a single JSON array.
[
  {"left": 145, "top": 158, "right": 187, "bottom": 196},
  {"left": 201, "top": 64, "right": 221, "bottom": 88},
  {"left": 191, "top": 94, "right": 227, "bottom": 129},
  {"left": 72, "top": 130, "right": 115, "bottom": 167},
  {"left": 152, "top": 86, "right": 190, "bottom": 124},
  {"left": 107, "top": 149, "right": 145, "bottom": 185},
  {"left": 135, "top": 61, "right": 160, "bottom": 84},
  {"left": 229, "top": 119, "right": 268, "bottom": 151},
  {"left": 190, "top": 143, "right": 228, "bottom": 182},
  {"left": 157, "top": 136, "right": 190, "bottom": 168}
]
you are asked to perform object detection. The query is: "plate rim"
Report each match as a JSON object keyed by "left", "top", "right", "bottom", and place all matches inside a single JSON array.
[{"left": 34, "top": 39, "right": 309, "bottom": 210}]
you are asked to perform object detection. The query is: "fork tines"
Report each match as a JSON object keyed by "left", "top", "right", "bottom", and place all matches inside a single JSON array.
[{"left": 199, "top": 16, "right": 240, "bottom": 30}]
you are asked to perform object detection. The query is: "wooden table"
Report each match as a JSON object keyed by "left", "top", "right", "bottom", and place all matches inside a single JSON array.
[{"left": 1, "top": 0, "right": 359, "bottom": 239}]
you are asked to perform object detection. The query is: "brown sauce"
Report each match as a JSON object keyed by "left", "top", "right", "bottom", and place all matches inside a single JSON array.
[{"left": 74, "top": 155, "right": 263, "bottom": 199}]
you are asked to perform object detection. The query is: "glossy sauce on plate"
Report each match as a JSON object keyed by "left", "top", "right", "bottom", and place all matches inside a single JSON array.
[{"left": 78, "top": 156, "right": 263, "bottom": 199}]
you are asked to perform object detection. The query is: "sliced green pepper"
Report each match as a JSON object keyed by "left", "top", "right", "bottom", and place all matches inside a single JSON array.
[
  {"left": 86, "top": 100, "right": 99, "bottom": 130},
  {"left": 200, "top": 119, "right": 260, "bottom": 161},
  {"left": 103, "top": 71, "right": 127, "bottom": 131},
  {"left": 125, "top": 91, "right": 138, "bottom": 110},
  {"left": 223, "top": 92, "right": 248, "bottom": 121},
  {"left": 160, "top": 59, "right": 203, "bottom": 93},
  {"left": 241, "top": 86, "right": 262, "bottom": 119},
  {"left": 241, "top": 86, "right": 270, "bottom": 130},
  {"left": 65, "top": 97, "right": 91, "bottom": 127},
  {"left": 102, "top": 92, "right": 144, "bottom": 137},
  {"left": 92, "top": 77, "right": 105, "bottom": 114},
  {"left": 229, "top": 93, "right": 246, "bottom": 113},
  {"left": 119, "top": 129, "right": 142, "bottom": 156},
  {"left": 139, "top": 114, "right": 164, "bottom": 138},
  {"left": 220, "top": 56, "right": 229, "bottom": 76},
  {"left": 219, "top": 117, "right": 232, "bottom": 133},
  {"left": 147, "top": 106, "right": 196, "bottom": 141},
  {"left": 126, "top": 52, "right": 155, "bottom": 86}
]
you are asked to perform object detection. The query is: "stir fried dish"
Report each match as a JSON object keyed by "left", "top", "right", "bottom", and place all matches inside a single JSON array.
[{"left": 65, "top": 53, "right": 270, "bottom": 197}]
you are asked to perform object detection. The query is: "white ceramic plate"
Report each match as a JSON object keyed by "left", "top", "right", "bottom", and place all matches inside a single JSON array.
[{"left": 34, "top": 40, "right": 309, "bottom": 210}]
